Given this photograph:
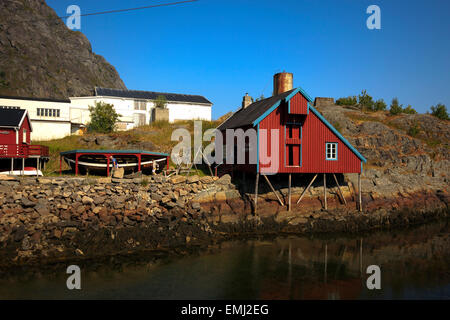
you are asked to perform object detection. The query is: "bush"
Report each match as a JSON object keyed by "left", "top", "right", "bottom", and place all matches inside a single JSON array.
[
  {"left": 87, "top": 102, "right": 121, "bottom": 133},
  {"left": 407, "top": 122, "right": 420, "bottom": 137},
  {"left": 336, "top": 96, "right": 357, "bottom": 106},
  {"left": 358, "top": 90, "right": 375, "bottom": 110},
  {"left": 389, "top": 97, "right": 403, "bottom": 115},
  {"left": 430, "top": 104, "right": 449, "bottom": 120},
  {"left": 154, "top": 95, "right": 167, "bottom": 109},
  {"left": 373, "top": 99, "right": 387, "bottom": 111},
  {"left": 403, "top": 105, "right": 417, "bottom": 114}
]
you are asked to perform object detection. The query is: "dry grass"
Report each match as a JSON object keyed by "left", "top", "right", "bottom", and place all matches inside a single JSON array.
[{"left": 32, "top": 119, "right": 222, "bottom": 175}]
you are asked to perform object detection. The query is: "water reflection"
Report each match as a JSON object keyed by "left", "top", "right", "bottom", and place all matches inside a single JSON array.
[{"left": 0, "top": 221, "right": 449, "bottom": 299}]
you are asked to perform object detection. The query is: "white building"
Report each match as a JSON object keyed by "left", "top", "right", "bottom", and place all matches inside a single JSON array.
[
  {"left": 70, "top": 87, "right": 213, "bottom": 130},
  {"left": 0, "top": 87, "right": 213, "bottom": 141},
  {"left": 0, "top": 96, "right": 73, "bottom": 141}
]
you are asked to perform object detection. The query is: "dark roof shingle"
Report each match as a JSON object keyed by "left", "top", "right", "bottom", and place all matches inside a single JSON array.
[
  {"left": 218, "top": 89, "right": 296, "bottom": 130},
  {"left": 95, "top": 87, "right": 212, "bottom": 105},
  {"left": 0, "top": 108, "right": 26, "bottom": 128}
]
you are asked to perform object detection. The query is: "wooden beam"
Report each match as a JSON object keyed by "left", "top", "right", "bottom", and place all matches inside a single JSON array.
[
  {"left": 254, "top": 172, "right": 260, "bottom": 214},
  {"left": 358, "top": 173, "right": 362, "bottom": 212},
  {"left": 288, "top": 173, "right": 292, "bottom": 211},
  {"left": 263, "top": 174, "right": 284, "bottom": 206},
  {"left": 323, "top": 173, "right": 327, "bottom": 210},
  {"left": 297, "top": 174, "right": 318, "bottom": 204},
  {"left": 333, "top": 173, "right": 347, "bottom": 205}
]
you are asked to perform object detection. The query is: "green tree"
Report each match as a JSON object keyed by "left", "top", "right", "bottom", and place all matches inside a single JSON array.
[
  {"left": 358, "top": 90, "right": 375, "bottom": 111},
  {"left": 87, "top": 102, "right": 121, "bottom": 133},
  {"left": 389, "top": 97, "right": 403, "bottom": 115},
  {"left": 154, "top": 95, "right": 167, "bottom": 109},
  {"left": 335, "top": 96, "right": 357, "bottom": 106},
  {"left": 255, "top": 94, "right": 265, "bottom": 102},
  {"left": 373, "top": 99, "right": 387, "bottom": 111},
  {"left": 403, "top": 105, "right": 417, "bottom": 114},
  {"left": 430, "top": 104, "right": 449, "bottom": 120}
]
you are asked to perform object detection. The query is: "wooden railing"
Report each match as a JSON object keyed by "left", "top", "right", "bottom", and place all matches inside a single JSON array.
[{"left": 0, "top": 144, "right": 49, "bottom": 158}]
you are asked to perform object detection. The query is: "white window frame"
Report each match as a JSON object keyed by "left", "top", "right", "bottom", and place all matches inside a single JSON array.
[{"left": 326, "top": 142, "right": 338, "bottom": 160}]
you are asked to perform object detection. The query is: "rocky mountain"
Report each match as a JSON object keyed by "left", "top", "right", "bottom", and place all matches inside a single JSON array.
[
  {"left": 0, "top": 0, "right": 126, "bottom": 99},
  {"left": 316, "top": 104, "right": 449, "bottom": 198}
]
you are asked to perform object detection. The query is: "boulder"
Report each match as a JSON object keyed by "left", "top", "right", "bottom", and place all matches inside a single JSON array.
[
  {"left": 112, "top": 167, "right": 124, "bottom": 179},
  {"left": 216, "top": 174, "right": 231, "bottom": 185},
  {"left": 187, "top": 175, "right": 200, "bottom": 184},
  {"left": 170, "top": 175, "right": 186, "bottom": 184}
]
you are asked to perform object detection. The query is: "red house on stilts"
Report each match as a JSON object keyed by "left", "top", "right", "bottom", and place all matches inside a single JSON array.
[
  {"left": 0, "top": 108, "right": 49, "bottom": 175},
  {"left": 217, "top": 73, "right": 367, "bottom": 211}
]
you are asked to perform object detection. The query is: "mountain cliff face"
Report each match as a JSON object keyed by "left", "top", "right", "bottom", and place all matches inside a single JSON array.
[{"left": 0, "top": 0, "right": 126, "bottom": 99}]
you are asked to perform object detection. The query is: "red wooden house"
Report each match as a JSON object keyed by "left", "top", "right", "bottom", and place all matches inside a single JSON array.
[
  {"left": 217, "top": 73, "right": 366, "bottom": 211},
  {"left": 0, "top": 108, "right": 49, "bottom": 174}
]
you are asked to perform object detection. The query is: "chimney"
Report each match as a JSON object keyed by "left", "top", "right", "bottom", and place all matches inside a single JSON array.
[
  {"left": 273, "top": 71, "right": 293, "bottom": 96},
  {"left": 242, "top": 93, "right": 253, "bottom": 109}
]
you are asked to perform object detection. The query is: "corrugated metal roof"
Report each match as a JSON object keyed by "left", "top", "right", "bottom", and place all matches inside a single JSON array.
[
  {"left": 0, "top": 108, "right": 26, "bottom": 127},
  {"left": 95, "top": 87, "right": 212, "bottom": 105},
  {"left": 218, "top": 89, "right": 296, "bottom": 130}
]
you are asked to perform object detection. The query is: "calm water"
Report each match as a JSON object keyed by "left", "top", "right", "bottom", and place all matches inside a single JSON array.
[{"left": 0, "top": 221, "right": 449, "bottom": 300}]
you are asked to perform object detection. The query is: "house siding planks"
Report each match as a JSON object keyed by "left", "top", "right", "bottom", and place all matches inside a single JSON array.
[
  {"left": 259, "top": 91, "right": 361, "bottom": 174},
  {"left": 288, "top": 92, "right": 308, "bottom": 114}
]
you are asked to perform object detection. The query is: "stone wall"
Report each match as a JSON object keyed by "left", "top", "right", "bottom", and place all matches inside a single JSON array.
[{"left": 0, "top": 173, "right": 448, "bottom": 268}]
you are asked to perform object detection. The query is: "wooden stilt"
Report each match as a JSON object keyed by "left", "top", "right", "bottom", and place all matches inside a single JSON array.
[
  {"left": 106, "top": 156, "right": 110, "bottom": 177},
  {"left": 358, "top": 173, "right": 362, "bottom": 212},
  {"left": 10, "top": 158, "right": 14, "bottom": 174},
  {"left": 36, "top": 158, "right": 39, "bottom": 177},
  {"left": 254, "top": 172, "right": 260, "bottom": 214},
  {"left": 333, "top": 173, "right": 347, "bottom": 205},
  {"left": 22, "top": 158, "right": 25, "bottom": 176},
  {"left": 297, "top": 174, "right": 318, "bottom": 204},
  {"left": 263, "top": 174, "right": 284, "bottom": 206},
  {"left": 288, "top": 173, "right": 292, "bottom": 211},
  {"left": 323, "top": 173, "right": 327, "bottom": 210},
  {"left": 324, "top": 243, "right": 328, "bottom": 284}
]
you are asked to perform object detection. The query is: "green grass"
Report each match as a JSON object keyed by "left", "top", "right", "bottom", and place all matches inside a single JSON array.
[{"left": 32, "top": 120, "right": 222, "bottom": 176}]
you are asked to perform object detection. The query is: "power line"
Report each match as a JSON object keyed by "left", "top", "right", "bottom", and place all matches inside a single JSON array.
[
  {"left": 6, "top": 0, "right": 199, "bottom": 25},
  {"left": 61, "top": 0, "right": 199, "bottom": 19}
]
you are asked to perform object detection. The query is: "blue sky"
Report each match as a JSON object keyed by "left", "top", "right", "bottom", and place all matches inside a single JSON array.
[{"left": 46, "top": 0, "right": 450, "bottom": 119}]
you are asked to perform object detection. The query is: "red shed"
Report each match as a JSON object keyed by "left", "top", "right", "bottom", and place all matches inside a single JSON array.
[
  {"left": 217, "top": 73, "right": 367, "bottom": 211},
  {"left": 0, "top": 108, "right": 49, "bottom": 175}
]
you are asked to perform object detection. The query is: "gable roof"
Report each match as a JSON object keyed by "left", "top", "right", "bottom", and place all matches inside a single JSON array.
[
  {"left": 218, "top": 87, "right": 366, "bottom": 163},
  {"left": 0, "top": 108, "right": 30, "bottom": 129},
  {"left": 218, "top": 89, "right": 298, "bottom": 130},
  {"left": 94, "top": 87, "right": 212, "bottom": 105}
]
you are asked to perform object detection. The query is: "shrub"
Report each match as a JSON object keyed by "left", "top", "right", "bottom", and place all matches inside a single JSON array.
[
  {"left": 358, "top": 90, "right": 375, "bottom": 110},
  {"left": 373, "top": 99, "right": 387, "bottom": 111},
  {"left": 389, "top": 97, "right": 403, "bottom": 115},
  {"left": 407, "top": 122, "right": 420, "bottom": 137},
  {"left": 154, "top": 95, "right": 168, "bottom": 109},
  {"left": 403, "top": 105, "right": 417, "bottom": 114},
  {"left": 87, "top": 102, "right": 121, "bottom": 133},
  {"left": 336, "top": 96, "right": 357, "bottom": 106},
  {"left": 430, "top": 104, "right": 449, "bottom": 120}
]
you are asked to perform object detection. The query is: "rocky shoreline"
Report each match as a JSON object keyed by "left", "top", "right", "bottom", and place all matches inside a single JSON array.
[{"left": 0, "top": 173, "right": 448, "bottom": 269}]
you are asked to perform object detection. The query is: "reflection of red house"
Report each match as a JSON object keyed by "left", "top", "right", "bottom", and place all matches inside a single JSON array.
[{"left": 0, "top": 108, "right": 49, "bottom": 173}]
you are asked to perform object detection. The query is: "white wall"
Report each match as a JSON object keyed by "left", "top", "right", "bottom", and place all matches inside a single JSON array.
[
  {"left": 0, "top": 97, "right": 72, "bottom": 141},
  {"left": 30, "top": 121, "right": 71, "bottom": 141},
  {"left": 70, "top": 96, "right": 212, "bottom": 126}
]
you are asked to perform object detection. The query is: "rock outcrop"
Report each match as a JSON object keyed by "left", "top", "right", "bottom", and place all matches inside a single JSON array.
[{"left": 0, "top": 0, "right": 126, "bottom": 99}]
